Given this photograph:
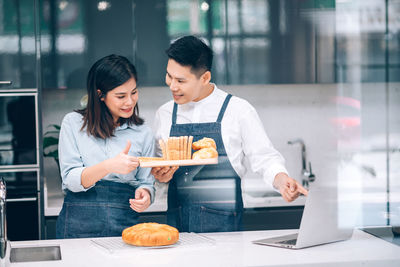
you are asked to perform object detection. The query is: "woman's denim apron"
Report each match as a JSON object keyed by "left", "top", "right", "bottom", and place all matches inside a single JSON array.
[
  {"left": 168, "top": 94, "right": 243, "bottom": 233},
  {"left": 56, "top": 180, "right": 139, "bottom": 238}
]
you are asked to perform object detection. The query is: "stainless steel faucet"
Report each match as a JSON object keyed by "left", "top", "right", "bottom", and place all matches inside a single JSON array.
[
  {"left": 0, "top": 177, "right": 7, "bottom": 260},
  {"left": 288, "top": 139, "right": 315, "bottom": 188}
]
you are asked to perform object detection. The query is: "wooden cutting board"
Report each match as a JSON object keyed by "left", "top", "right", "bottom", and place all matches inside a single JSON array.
[{"left": 139, "top": 157, "right": 218, "bottom": 168}]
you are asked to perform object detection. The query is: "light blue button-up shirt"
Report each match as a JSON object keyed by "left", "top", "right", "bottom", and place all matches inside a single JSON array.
[{"left": 58, "top": 112, "right": 155, "bottom": 202}]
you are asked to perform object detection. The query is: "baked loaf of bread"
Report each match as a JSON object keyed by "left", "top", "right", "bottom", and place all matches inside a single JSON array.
[
  {"left": 192, "top": 147, "right": 218, "bottom": 160},
  {"left": 159, "top": 136, "right": 193, "bottom": 160},
  {"left": 122, "top": 223, "right": 179, "bottom": 247},
  {"left": 192, "top": 137, "right": 217, "bottom": 150}
]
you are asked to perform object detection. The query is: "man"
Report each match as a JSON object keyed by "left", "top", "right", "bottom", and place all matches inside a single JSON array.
[{"left": 152, "top": 35, "right": 307, "bottom": 233}]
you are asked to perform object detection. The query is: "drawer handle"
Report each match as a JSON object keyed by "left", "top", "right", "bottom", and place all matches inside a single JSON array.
[
  {"left": 6, "top": 197, "right": 37, "bottom": 202},
  {"left": 0, "top": 81, "right": 12, "bottom": 85}
]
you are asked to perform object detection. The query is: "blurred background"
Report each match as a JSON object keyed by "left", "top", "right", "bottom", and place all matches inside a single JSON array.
[{"left": 0, "top": 0, "right": 399, "bottom": 240}]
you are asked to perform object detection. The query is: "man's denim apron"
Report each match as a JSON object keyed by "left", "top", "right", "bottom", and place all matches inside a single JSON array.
[
  {"left": 56, "top": 180, "right": 139, "bottom": 238},
  {"left": 168, "top": 94, "right": 243, "bottom": 233}
]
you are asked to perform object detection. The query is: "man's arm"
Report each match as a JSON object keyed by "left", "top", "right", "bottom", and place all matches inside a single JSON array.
[{"left": 236, "top": 101, "right": 307, "bottom": 201}]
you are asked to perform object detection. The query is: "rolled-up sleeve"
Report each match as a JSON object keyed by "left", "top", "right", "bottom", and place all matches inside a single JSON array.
[
  {"left": 58, "top": 114, "right": 91, "bottom": 192},
  {"left": 135, "top": 127, "right": 156, "bottom": 203}
]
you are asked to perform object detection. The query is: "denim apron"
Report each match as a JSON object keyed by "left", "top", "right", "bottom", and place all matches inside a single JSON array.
[
  {"left": 56, "top": 180, "right": 139, "bottom": 238},
  {"left": 168, "top": 94, "right": 243, "bottom": 233}
]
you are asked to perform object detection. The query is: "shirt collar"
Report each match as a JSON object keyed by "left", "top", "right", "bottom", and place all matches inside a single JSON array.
[{"left": 116, "top": 122, "right": 136, "bottom": 131}]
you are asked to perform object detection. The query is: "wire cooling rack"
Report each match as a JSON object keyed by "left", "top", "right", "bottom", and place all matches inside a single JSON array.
[{"left": 91, "top": 233, "right": 216, "bottom": 254}]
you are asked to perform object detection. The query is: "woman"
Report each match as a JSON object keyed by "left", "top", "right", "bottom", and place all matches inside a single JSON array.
[{"left": 56, "top": 54, "right": 155, "bottom": 238}]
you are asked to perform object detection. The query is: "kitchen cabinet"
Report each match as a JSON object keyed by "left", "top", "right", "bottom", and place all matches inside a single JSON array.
[
  {"left": 0, "top": 170, "right": 40, "bottom": 241},
  {"left": 133, "top": 206, "right": 305, "bottom": 231},
  {"left": 6, "top": 195, "right": 39, "bottom": 241},
  {"left": 242, "top": 206, "right": 304, "bottom": 231},
  {"left": 0, "top": 0, "right": 37, "bottom": 89},
  {"left": 45, "top": 212, "right": 168, "bottom": 239},
  {"left": 0, "top": 94, "right": 42, "bottom": 241},
  {"left": 44, "top": 206, "right": 304, "bottom": 239},
  {"left": 0, "top": 93, "right": 38, "bottom": 168},
  {"left": 0, "top": 0, "right": 43, "bottom": 240}
]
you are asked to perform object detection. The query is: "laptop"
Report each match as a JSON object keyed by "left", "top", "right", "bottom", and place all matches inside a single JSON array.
[{"left": 252, "top": 185, "right": 354, "bottom": 249}]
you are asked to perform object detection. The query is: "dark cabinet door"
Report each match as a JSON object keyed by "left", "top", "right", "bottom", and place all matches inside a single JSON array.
[
  {"left": 7, "top": 197, "right": 39, "bottom": 241},
  {"left": 0, "top": 0, "right": 36, "bottom": 89},
  {"left": 0, "top": 170, "right": 40, "bottom": 241},
  {"left": 243, "top": 206, "right": 304, "bottom": 231},
  {"left": 0, "top": 94, "right": 38, "bottom": 167}
]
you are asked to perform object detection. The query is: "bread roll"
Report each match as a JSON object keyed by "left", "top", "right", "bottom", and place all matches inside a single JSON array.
[
  {"left": 192, "top": 137, "right": 217, "bottom": 150},
  {"left": 122, "top": 223, "right": 179, "bottom": 247},
  {"left": 192, "top": 147, "right": 218, "bottom": 160}
]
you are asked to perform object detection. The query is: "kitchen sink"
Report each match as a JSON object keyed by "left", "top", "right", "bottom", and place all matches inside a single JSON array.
[{"left": 10, "top": 245, "right": 61, "bottom": 263}]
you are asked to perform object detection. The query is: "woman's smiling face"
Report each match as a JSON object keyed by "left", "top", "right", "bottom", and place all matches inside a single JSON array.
[{"left": 100, "top": 77, "right": 138, "bottom": 123}]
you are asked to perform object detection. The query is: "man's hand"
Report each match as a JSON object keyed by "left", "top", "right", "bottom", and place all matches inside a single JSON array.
[
  {"left": 273, "top": 172, "right": 308, "bottom": 202},
  {"left": 129, "top": 188, "right": 151, "bottom": 212},
  {"left": 151, "top": 166, "right": 179, "bottom": 183}
]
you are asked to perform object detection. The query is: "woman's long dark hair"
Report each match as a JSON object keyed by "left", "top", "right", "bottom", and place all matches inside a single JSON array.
[{"left": 77, "top": 54, "right": 144, "bottom": 139}]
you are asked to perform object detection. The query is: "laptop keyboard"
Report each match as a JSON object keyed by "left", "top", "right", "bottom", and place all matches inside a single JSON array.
[{"left": 277, "top": 239, "right": 297, "bottom": 245}]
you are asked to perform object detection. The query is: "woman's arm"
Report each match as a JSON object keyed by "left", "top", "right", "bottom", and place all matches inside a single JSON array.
[
  {"left": 59, "top": 113, "right": 139, "bottom": 191},
  {"left": 59, "top": 113, "right": 88, "bottom": 192},
  {"left": 80, "top": 140, "right": 139, "bottom": 188}
]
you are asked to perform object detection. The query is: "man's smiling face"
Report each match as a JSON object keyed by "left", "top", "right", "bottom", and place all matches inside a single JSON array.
[{"left": 165, "top": 59, "right": 210, "bottom": 104}]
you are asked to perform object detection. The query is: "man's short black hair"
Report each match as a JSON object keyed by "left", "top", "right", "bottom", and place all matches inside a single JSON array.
[{"left": 166, "top": 35, "right": 213, "bottom": 75}]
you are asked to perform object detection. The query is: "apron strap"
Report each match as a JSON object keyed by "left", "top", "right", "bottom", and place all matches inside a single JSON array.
[
  {"left": 172, "top": 102, "right": 178, "bottom": 125},
  {"left": 172, "top": 93, "right": 233, "bottom": 125},
  {"left": 216, "top": 94, "right": 232, "bottom": 123}
]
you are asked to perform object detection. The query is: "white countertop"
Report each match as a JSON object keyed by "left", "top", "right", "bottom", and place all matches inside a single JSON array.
[{"left": 7, "top": 229, "right": 400, "bottom": 266}]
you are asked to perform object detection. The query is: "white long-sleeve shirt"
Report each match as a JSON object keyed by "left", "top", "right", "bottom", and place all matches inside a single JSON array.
[{"left": 153, "top": 84, "right": 288, "bottom": 186}]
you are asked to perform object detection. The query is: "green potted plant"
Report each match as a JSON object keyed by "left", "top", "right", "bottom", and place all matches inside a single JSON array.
[{"left": 43, "top": 124, "right": 61, "bottom": 172}]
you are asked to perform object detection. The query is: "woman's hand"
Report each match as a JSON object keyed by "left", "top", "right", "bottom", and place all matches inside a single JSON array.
[
  {"left": 106, "top": 140, "right": 139, "bottom": 174},
  {"left": 81, "top": 140, "right": 139, "bottom": 189},
  {"left": 151, "top": 166, "right": 179, "bottom": 183},
  {"left": 273, "top": 172, "right": 308, "bottom": 202},
  {"left": 129, "top": 188, "right": 151, "bottom": 212}
]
